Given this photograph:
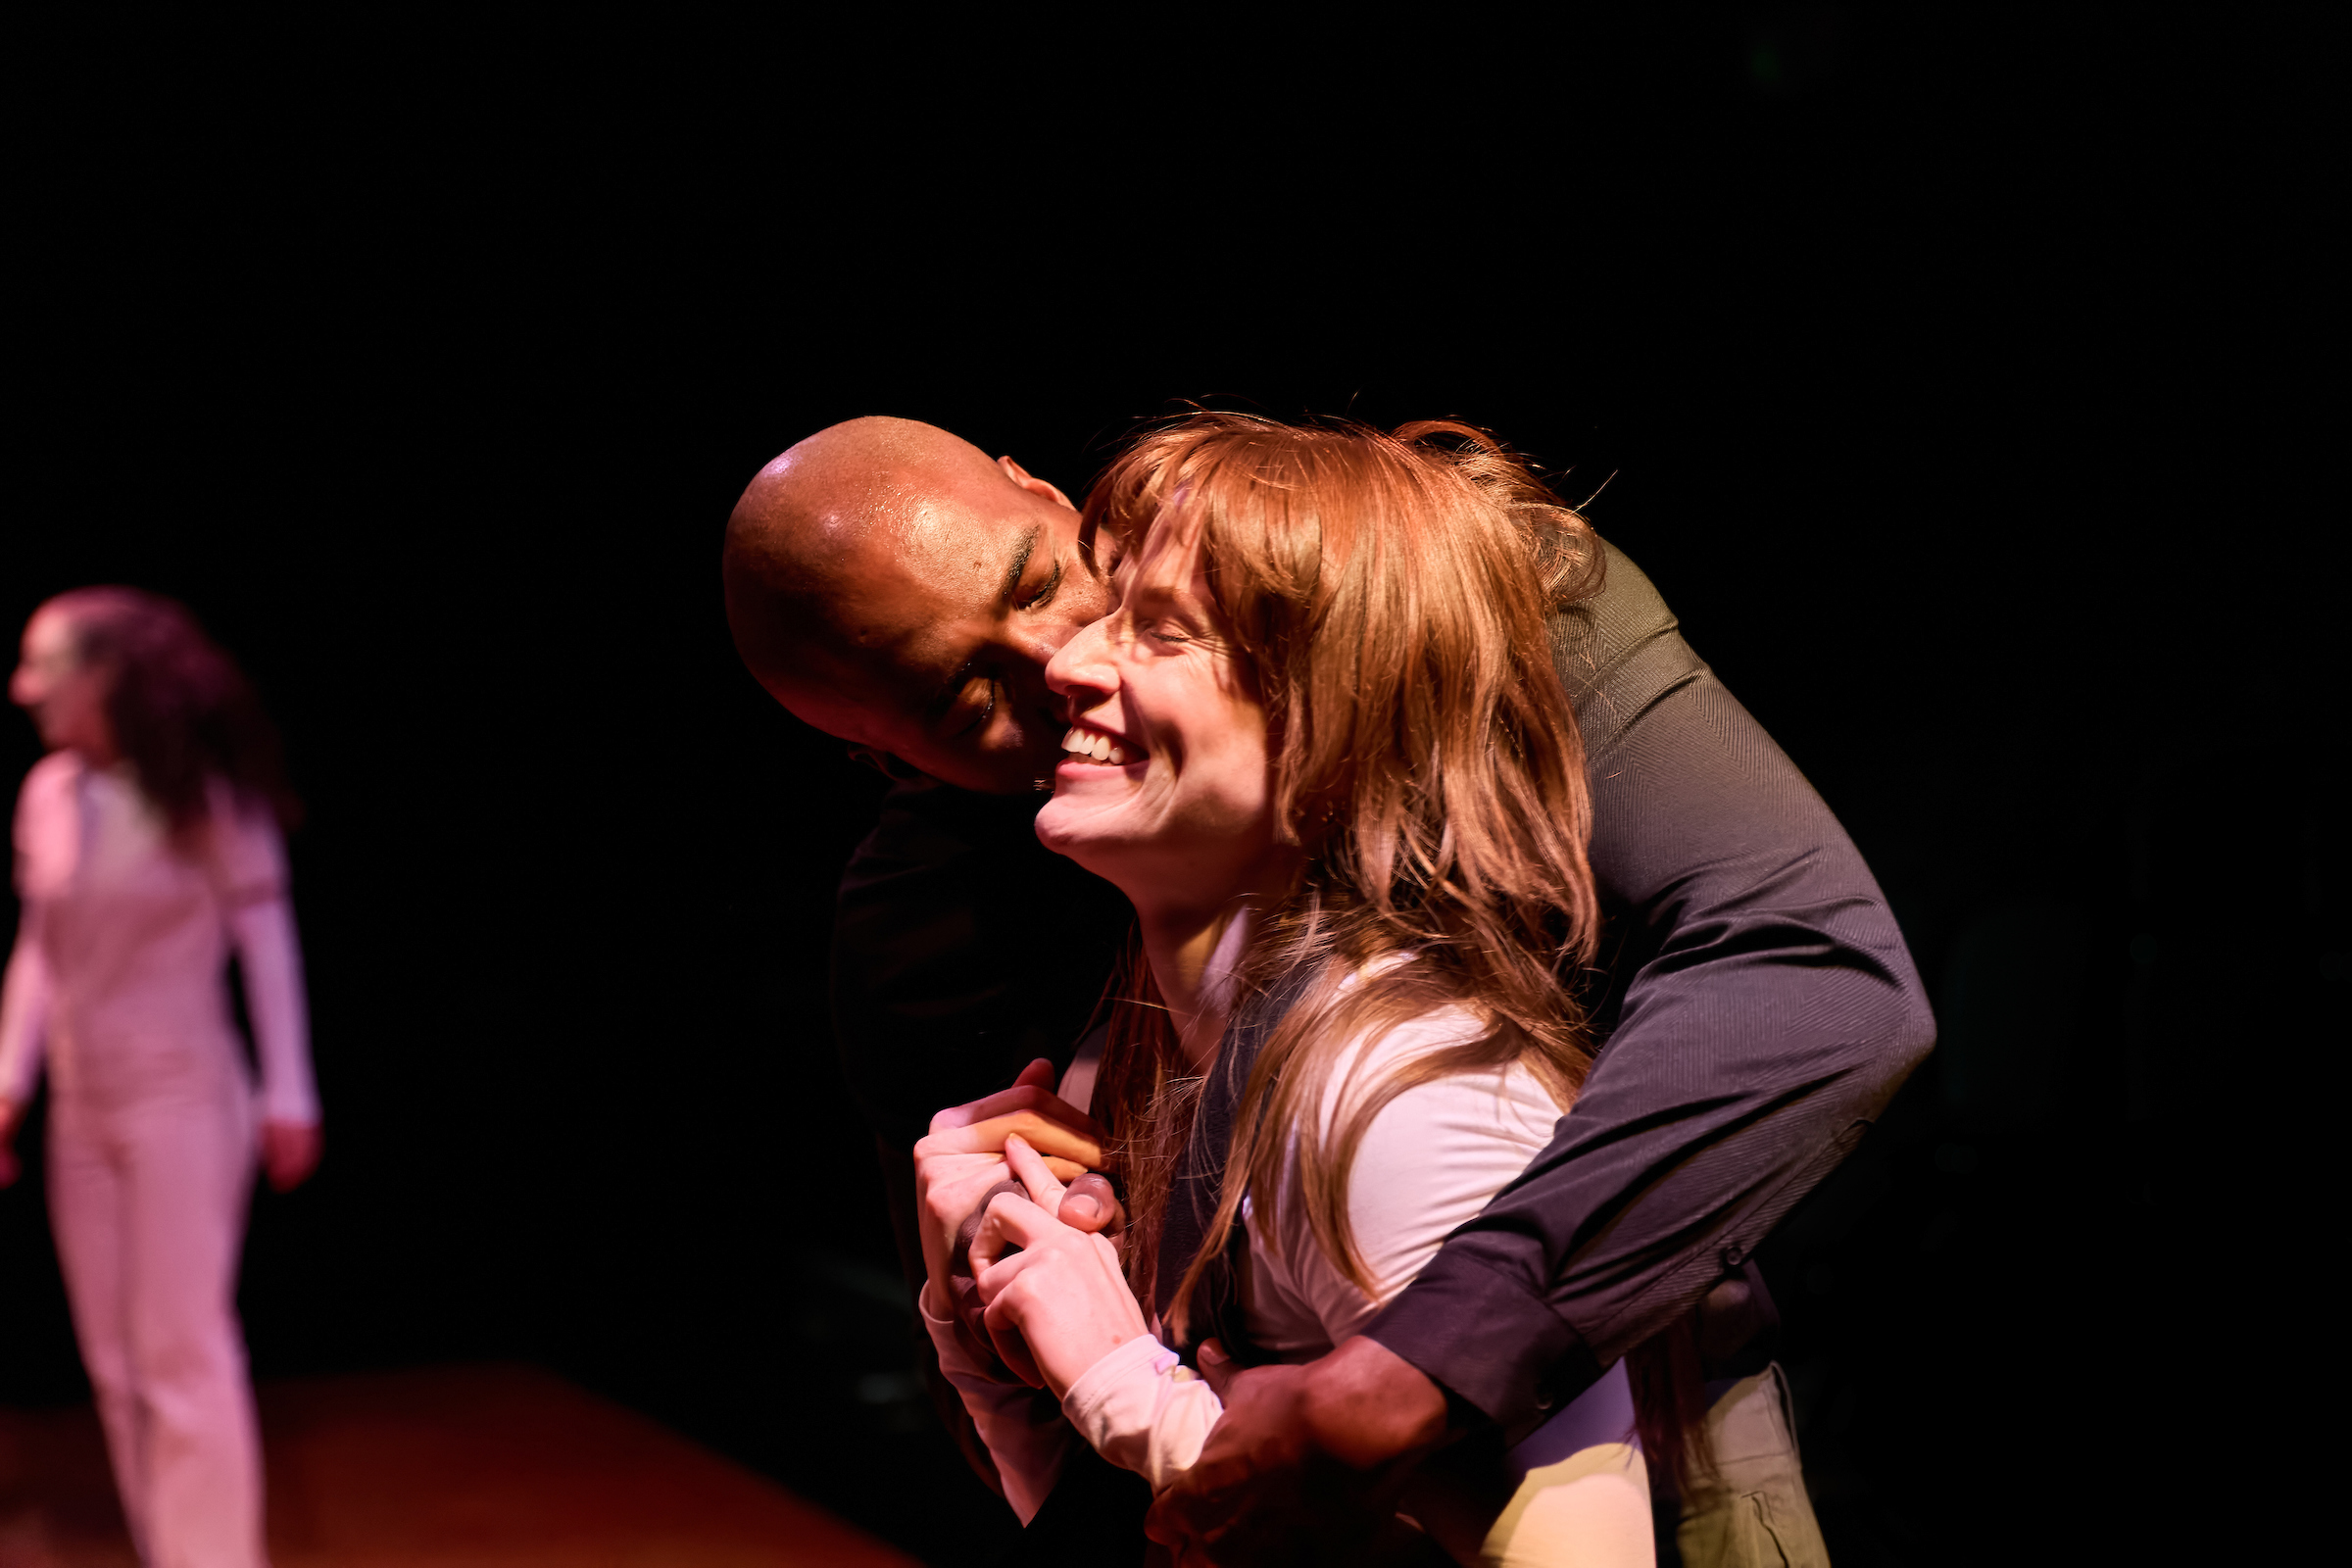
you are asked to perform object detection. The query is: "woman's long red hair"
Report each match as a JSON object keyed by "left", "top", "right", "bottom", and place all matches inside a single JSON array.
[
  {"left": 1079, "top": 412, "right": 1604, "bottom": 1325},
  {"left": 1084, "top": 414, "right": 1717, "bottom": 1493}
]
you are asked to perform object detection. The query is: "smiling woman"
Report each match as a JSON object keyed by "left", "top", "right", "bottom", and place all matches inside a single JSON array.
[
  {"left": 1042, "top": 414, "right": 1605, "bottom": 1333},
  {"left": 1036, "top": 501, "right": 1283, "bottom": 938},
  {"left": 917, "top": 414, "right": 1651, "bottom": 1565}
]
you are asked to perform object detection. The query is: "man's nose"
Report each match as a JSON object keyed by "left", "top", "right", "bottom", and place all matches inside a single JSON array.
[{"left": 1014, "top": 618, "right": 1080, "bottom": 681}]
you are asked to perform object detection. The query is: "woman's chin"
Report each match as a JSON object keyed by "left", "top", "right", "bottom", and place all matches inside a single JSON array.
[
  {"left": 1034, "top": 789, "right": 1142, "bottom": 874},
  {"left": 1035, "top": 795, "right": 1103, "bottom": 855}
]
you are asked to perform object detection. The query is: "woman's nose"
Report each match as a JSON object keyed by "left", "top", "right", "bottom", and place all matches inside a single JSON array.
[{"left": 1044, "top": 614, "right": 1117, "bottom": 709}]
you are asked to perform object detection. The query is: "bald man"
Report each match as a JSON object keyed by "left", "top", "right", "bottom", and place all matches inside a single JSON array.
[
  {"left": 726, "top": 417, "right": 1928, "bottom": 1567},
  {"left": 726, "top": 418, "right": 1117, "bottom": 797}
]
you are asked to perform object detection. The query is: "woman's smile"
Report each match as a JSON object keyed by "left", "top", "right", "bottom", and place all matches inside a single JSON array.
[
  {"left": 1057, "top": 720, "right": 1145, "bottom": 770},
  {"left": 1034, "top": 515, "right": 1284, "bottom": 911}
]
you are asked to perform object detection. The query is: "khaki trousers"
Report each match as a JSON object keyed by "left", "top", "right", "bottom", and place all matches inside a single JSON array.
[
  {"left": 1480, "top": 1441, "right": 1653, "bottom": 1566},
  {"left": 1676, "top": 1364, "right": 1830, "bottom": 1568}
]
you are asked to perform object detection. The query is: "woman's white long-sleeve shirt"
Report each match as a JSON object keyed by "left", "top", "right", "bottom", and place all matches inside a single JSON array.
[
  {"left": 925, "top": 1000, "right": 1592, "bottom": 1513},
  {"left": 0, "top": 751, "right": 318, "bottom": 1124}
]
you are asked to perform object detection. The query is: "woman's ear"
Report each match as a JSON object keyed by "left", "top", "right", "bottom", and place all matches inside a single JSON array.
[{"left": 998, "top": 456, "right": 1076, "bottom": 513}]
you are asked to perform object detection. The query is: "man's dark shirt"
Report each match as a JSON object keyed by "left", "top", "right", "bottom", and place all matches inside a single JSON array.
[
  {"left": 830, "top": 541, "right": 1935, "bottom": 1431},
  {"left": 833, "top": 783, "right": 1131, "bottom": 1152}
]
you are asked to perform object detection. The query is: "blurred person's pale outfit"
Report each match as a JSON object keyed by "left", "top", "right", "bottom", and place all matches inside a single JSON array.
[{"left": 0, "top": 751, "right": 316, "bottom": 1568}]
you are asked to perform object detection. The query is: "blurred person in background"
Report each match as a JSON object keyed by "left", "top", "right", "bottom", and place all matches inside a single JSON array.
[{"left": 0, "top": 588, "right": 320, "bottom": 1568}]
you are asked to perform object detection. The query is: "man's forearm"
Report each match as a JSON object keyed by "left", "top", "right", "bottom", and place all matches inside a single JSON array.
[
  {"left": 1367, "top": 675, "right": 1935, "bottom": 1430},
  {"left": 1368, "top": 1011, "right": 1914, "bottom": 1429}
]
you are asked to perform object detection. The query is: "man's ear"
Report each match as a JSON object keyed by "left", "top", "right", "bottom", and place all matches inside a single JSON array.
[
  {"left": 845, "top": 745, "right": 934, "bottom": 784},
  {"left": 998, "top": 456, "right": 1076, "bottom": 513}
]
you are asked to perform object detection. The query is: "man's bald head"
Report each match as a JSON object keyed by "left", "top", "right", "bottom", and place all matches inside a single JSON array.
[
  {"left": 724, "top": 416, "right": 1010, "bottom": 692},
  {"left": 723, "top": 416, "right": 1114, "bottom": 794}
]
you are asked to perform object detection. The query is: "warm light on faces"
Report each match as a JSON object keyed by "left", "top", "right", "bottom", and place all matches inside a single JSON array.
[
  {"left": 9, "top": 609, "right": 113, "bottom": 760},
  {"left": 884, "top": 492, "right": 1114, "bottom": 792},
  {"left": 763, "top": 464, "right": 1119, "bottom": 797},
  {"left": 1034, "top": 516, "right": 1284, "bottom": 916}
]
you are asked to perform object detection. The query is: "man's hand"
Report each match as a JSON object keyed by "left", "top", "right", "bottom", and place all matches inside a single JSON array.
[
  {"left": 1146, "top": 1335, "right": 1452, "bottom": 1566},
  {"left": 261, "top": 1118, "right": 322, "bottom": 1192},
  {"left": 1057, "top": 1169, "right": 1126, "bottom": 1236}
]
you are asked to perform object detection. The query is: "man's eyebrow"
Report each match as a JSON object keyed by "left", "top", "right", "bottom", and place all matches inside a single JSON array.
[{"left": 999, "top": 525, "right": 1041, "bottom": 604}]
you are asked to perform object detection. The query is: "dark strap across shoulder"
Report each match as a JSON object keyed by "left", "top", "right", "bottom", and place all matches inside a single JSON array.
[{"left": 1152, "top": 966, "right": 1315, "bottom": 1363}]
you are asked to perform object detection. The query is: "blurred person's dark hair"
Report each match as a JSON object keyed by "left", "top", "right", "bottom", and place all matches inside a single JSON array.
[{"left": 47, "top": 587, "right": 301, "bottom": 835}]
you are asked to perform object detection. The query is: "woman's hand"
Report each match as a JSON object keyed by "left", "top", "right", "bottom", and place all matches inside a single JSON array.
[
  {"left": 0, "top": 1095, "right": 21, "bottom": 1188},
  {"left": 261, "top": 1118, "right": 322, "bottom": 1192},
  {"left": 912, "top": 1058, "right": 1106, "bottom": 1303},
  {"left": 970, "top": 1134, "right": 1152, "bottom": 1400},
  {"left": 913, "top": 1056, "right": 1118, "bottom": 1386}
]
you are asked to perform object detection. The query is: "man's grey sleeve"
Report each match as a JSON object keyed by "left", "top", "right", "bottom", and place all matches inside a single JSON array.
[{"left": 1364, "top": 544, "right": 1936, "bottom": 1429}]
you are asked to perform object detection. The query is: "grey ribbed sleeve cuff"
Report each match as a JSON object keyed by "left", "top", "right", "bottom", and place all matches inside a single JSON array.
[{"left": 1362, "top": 1251, "right": 1602, "bottom": 1435}]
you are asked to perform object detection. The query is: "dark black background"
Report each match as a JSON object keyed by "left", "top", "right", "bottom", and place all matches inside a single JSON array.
[{"left": 2, "top": 8, "right": 2328, "bottom": 1565}]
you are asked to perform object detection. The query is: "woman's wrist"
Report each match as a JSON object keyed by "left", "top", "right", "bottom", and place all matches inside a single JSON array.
[{"left": 1058, "top": 1330, "right": 1169, "bottom": 1412}]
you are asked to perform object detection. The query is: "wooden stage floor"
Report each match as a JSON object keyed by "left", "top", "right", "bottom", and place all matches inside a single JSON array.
[{"left": 0, "top": 1364, "right": 916, "bottom": 1567}]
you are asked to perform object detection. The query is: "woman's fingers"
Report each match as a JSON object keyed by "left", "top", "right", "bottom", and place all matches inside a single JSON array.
[
  {"left": 950, "top": 1179, "right": 1030, "bottom": 1277},
  {"left": 921, "top": 1107, "right": 1103, "bottom": 1167},
  {"left": 982, "top": 1293, "right": 1046, "bottom": 1388},
  {"left": 1004, "top": 1133, "right": 1068, "bottom": 1213},
  {"left": 971, "top": 1209, "right": 1124, "bottom": 1306},
  {"left": 929, "top": 1081, "right": 1046, "bottom": 1131},
  {"left": 966, "top": 1189, "right": 1055, "bottom": 1275},
  {"left": 978, "top": 1227, "right": 1151, "bottom": 1401},
  {"left": 929, "top": 1074, "right": 1106, "bottom": 1143},
  {"left": 967, "top": 1214, "right": 1059, "bottom": 1388},
  {"left": 971, "top": 1229, "right": 1048, "bottom": 1305},
  {"left": 915, "top": 1150, "right": 1010, "bottom": 1281},
  {"left": 973, "top": 1246, "right": 1060, "bottom": 1388}
]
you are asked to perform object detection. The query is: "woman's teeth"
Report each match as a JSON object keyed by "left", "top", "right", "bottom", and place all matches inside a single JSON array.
[{"left": 1062, "top": 726, "right": 1133, "bottom": 765}]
